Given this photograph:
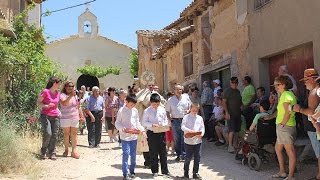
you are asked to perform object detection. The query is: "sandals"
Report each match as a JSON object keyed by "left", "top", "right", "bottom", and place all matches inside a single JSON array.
[
  {"left": 272, "top": 173, "right": 287, "bottom": 178},
  {"left": 71, "top": 152, "right": 80, "bottom": 159},
  {"left": 62, "top": 150, "right": 68, "bottom": 157}
]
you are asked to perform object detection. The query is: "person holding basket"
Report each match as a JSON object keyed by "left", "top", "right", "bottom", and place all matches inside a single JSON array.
[
  {"left": 115, "top": 94, "right": 146, "bottom": 180},
  {"left": 181, "top": 103, "right": 205, "bottom": 180}
]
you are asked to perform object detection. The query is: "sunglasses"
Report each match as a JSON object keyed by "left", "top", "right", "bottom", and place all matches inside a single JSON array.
[{"left": 274, "top": 83, "right": 282, "bottom": 86}]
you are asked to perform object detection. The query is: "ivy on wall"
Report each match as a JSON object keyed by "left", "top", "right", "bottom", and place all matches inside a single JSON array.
[{"left": 77, "top": 64, "right": 121, "bottom": 78}]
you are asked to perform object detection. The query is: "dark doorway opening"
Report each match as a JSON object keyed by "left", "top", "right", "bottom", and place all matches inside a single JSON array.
[
  {"left": 201, "top": 66, "right": 231, "bottom": 91},
  {"left": 76, "top": 74, "right": 99, "bottom": 91}
]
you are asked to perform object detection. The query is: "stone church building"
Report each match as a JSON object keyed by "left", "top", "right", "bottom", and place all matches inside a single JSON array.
[{"left": 45, "top": 6, "right": 134, "bottom": 90}]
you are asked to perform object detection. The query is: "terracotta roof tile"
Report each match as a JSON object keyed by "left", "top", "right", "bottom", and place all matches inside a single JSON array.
[
  {"left": 152, "top": 25, "right": 195, "bottom": 59},
  {"left": 136, "top": 29, "right": 179, "bottom": 38}
]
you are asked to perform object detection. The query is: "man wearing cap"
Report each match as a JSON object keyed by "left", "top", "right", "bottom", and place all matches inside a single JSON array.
[
  {"left": 292, "top": 68, "right": 320, "bottom": 180},
  {"left": 213, "top": 79, "right": 222, "bottom": 98}
]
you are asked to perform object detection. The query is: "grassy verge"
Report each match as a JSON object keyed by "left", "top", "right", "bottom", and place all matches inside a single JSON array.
[{"left": 0, "top": 123, "right": 41, "bottom": 178}]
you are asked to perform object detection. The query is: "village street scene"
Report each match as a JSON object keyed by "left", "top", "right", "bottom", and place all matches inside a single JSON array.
[{"left": 0, "top": 0, "right": 320, "bottom": 180}]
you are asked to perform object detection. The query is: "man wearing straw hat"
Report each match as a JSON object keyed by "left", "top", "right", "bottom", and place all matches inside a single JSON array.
[{"left": 293, "top": 68, "right": 320, "bottom": 180}]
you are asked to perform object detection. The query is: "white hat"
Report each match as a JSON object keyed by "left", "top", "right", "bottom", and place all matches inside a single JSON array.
[{"left": 213, "top": 79, "right": 220, "bottom": 85}]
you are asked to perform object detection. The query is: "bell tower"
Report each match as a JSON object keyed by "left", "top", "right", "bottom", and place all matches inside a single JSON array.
[{"left": 78, "top": 3, "right": 99, "bottom": 38}]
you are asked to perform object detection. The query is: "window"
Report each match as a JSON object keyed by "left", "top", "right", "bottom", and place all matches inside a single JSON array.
[
  {"left": 183, "top": 42, "right": 193, "bottom": 77},
  {"left": 254, "top": 0, "right": 271, "bottom": 10}
]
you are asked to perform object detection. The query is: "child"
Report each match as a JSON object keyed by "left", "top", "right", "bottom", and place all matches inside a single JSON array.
[
  {"left": 142, "top": 93, "right": 171, "bottom": 177},
  {"left": 208, "top": 97, "right": 224, "bottom": 142},
  {"left": 249, "top": 100, "right": 271, "bottom": 132},
  {"left": 181, "top": 103, "right": 205, "bottom": 180},
  {"left": 115, "top": 94, "right": 146, "bottom": 180}
]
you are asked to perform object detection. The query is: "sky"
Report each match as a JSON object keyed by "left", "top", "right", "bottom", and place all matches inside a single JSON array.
[{"left": 41, "top": 0, "right": 193, "bottom": 49}]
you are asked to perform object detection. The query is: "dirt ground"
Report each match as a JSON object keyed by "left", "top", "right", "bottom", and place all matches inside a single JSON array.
[{"left": 3, "top": 129, "right": 318, "bottom": 180}]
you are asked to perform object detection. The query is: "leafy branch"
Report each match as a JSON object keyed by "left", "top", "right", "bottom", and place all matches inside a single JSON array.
[
  {"left": 77, "top": 65, "right": 121, "bottom": 78},
  {"left": 128, "top": 50, "right": 138, "bottom": 77}
]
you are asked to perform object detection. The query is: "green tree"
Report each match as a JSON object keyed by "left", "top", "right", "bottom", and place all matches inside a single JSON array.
[
  {"left": 128, "top": 50, "right": 138, "bottom": 77},
  {"left": 0, "top": 5, "right": 64, "bottom": 112}
]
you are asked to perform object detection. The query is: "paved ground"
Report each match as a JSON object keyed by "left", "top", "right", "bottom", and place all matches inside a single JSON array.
[{"left": 31, "top": 131, "right": 318, "bottom": 180}]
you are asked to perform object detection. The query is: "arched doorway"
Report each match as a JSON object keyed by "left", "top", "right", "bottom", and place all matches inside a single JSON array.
[{"left": 76, "top": 74, "right": 99, "bottom": 91}]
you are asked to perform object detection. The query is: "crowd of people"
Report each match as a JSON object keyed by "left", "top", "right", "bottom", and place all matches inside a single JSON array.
[{"left": 36, "top": 65, "right": 320, "bottom": 180}]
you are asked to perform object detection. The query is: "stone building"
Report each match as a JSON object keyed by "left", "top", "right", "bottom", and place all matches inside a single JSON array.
[
  {"left": 138, "top": 0, "right": 320, "bottom": 97},
  {"left": 247, "top": 0, "right": 320, "bottom": 100},
  {"left": 137, "top": 0, "right": 250, "bottom": 93},
  {"left": 45, "top": 6, "right": 134, "bottom": 90}
]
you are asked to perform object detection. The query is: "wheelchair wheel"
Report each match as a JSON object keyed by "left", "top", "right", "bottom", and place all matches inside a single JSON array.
[
  {"left": 248, "top": 153, "right": 261, "bottom": 171},
  {"left": 242, "top": 157, "right": 248, "bottom": 165}
]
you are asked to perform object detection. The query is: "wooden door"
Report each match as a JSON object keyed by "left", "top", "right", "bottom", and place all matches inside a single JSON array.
[{"left": 269, "top": 43, "right": 314, "bottom": 100}]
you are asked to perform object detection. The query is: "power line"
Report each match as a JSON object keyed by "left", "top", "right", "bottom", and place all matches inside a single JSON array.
[{"left": 41, "top": 0, "right": 97, "bottom": 16}]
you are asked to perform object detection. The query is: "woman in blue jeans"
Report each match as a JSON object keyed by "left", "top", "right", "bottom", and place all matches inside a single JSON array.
[{"left": 37, "top": 77, "right": 62, "bottom": 160}]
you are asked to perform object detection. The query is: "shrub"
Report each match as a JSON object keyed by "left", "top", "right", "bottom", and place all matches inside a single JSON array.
[{"left": 0, "top": 120, "right": 40, "bottom": 175}]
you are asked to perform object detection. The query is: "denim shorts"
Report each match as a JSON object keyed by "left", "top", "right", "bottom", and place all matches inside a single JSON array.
[{"left": 308, "top": 131, "right": 320, "bottom": 158}]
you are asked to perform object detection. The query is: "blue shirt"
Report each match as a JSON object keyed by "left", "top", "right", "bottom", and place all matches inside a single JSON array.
[{"left": 86, "top": 95, "right": 104, "bottom": 111}]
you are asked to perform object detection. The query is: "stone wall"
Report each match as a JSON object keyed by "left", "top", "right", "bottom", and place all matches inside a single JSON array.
[
  {"left": 247, "top": 0, "right": 320, "bottom": 89},
  {"left": 210, "top": 1, "right": 249, "bottom": 80}
]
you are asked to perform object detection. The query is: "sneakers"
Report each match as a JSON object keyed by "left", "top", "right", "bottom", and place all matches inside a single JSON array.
[
  {"left": 49, "top": 153, "right": 57, "bottom": 160},
  {"left": 184, "top": 171, "right": 189, "bottom": 179},
  {"left": 228, "top": 146, "right": 235, "bottom": 153},
  {"left": 152, "top": 173, "right": 158, "bottom": 177},
  {"left": 129, "top": 173, "right": 135, "bottom": 178},
  {"left": 40, "top": 152, "right": 46, "bottom": 160},
  {"left": 123, "top": 175, "right": 131, "bottom": 180},
  {"left": 163, "top": 172, "right": 172, "bottom": 177},
  {"left": 215, "top": 141, "right": 225, "bottom": 146},
  {"left": 175, "top": 156, "right": 181, "bottom": 162},
  {"left": 193, "top": 173, "right": 202, "bottom": 180}
]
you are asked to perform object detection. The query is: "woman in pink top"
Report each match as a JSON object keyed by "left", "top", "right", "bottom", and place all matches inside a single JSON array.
[
  {"left": 37, "top": 77, "right": 62, "bottom": 160},
  {"left": 60, "top": 81, "right": 85, "bottom": 159},
  {"left": 105, "top": 87, "right": 119, "bottom": 142}
]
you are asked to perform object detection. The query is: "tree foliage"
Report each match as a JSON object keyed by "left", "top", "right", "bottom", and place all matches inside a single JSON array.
[
  {"left": 77, "top": 64, "right": 121, "bottom": 78},
  {"left": 128, "top": 50, "right": 138, "bottom": 77},
  {"left": 0, "top": 5, "right": 64, "bottom": 112}
]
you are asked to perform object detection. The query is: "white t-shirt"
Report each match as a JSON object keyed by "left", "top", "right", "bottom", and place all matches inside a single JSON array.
[
  {"left": 165, "top": 94, "right": 192, "bottom": 119},
  {"left": 212, "top": 105, "right": 224, "bottom": 120}
]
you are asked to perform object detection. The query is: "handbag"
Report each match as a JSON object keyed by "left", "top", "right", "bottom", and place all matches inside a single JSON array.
[
  {"left": 244, "top": 131, "right": 258, "bottom": 145},
  {"left": 136, "top": 132, "right": 149, "bottom": 153}
]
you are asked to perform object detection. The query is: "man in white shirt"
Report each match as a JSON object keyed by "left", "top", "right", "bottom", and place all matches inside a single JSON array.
[{"left": 166, "top": 84, "right": 192, "bottom": 162}]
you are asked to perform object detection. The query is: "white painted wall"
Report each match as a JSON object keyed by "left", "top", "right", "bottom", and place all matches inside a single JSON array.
[{"left": 45, "top": 36, "right": 134, "bottom": 90}]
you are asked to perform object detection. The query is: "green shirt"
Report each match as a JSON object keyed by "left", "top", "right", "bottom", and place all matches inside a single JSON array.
[
  {"left": 276, "top": 91, "right": 297, "bottom": 126},
  {"left": 242, "top": 84, "right": 256, "bottom": 106},
  {"left": 252, "top": 112, "right": 270, "bottom": 125}
]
